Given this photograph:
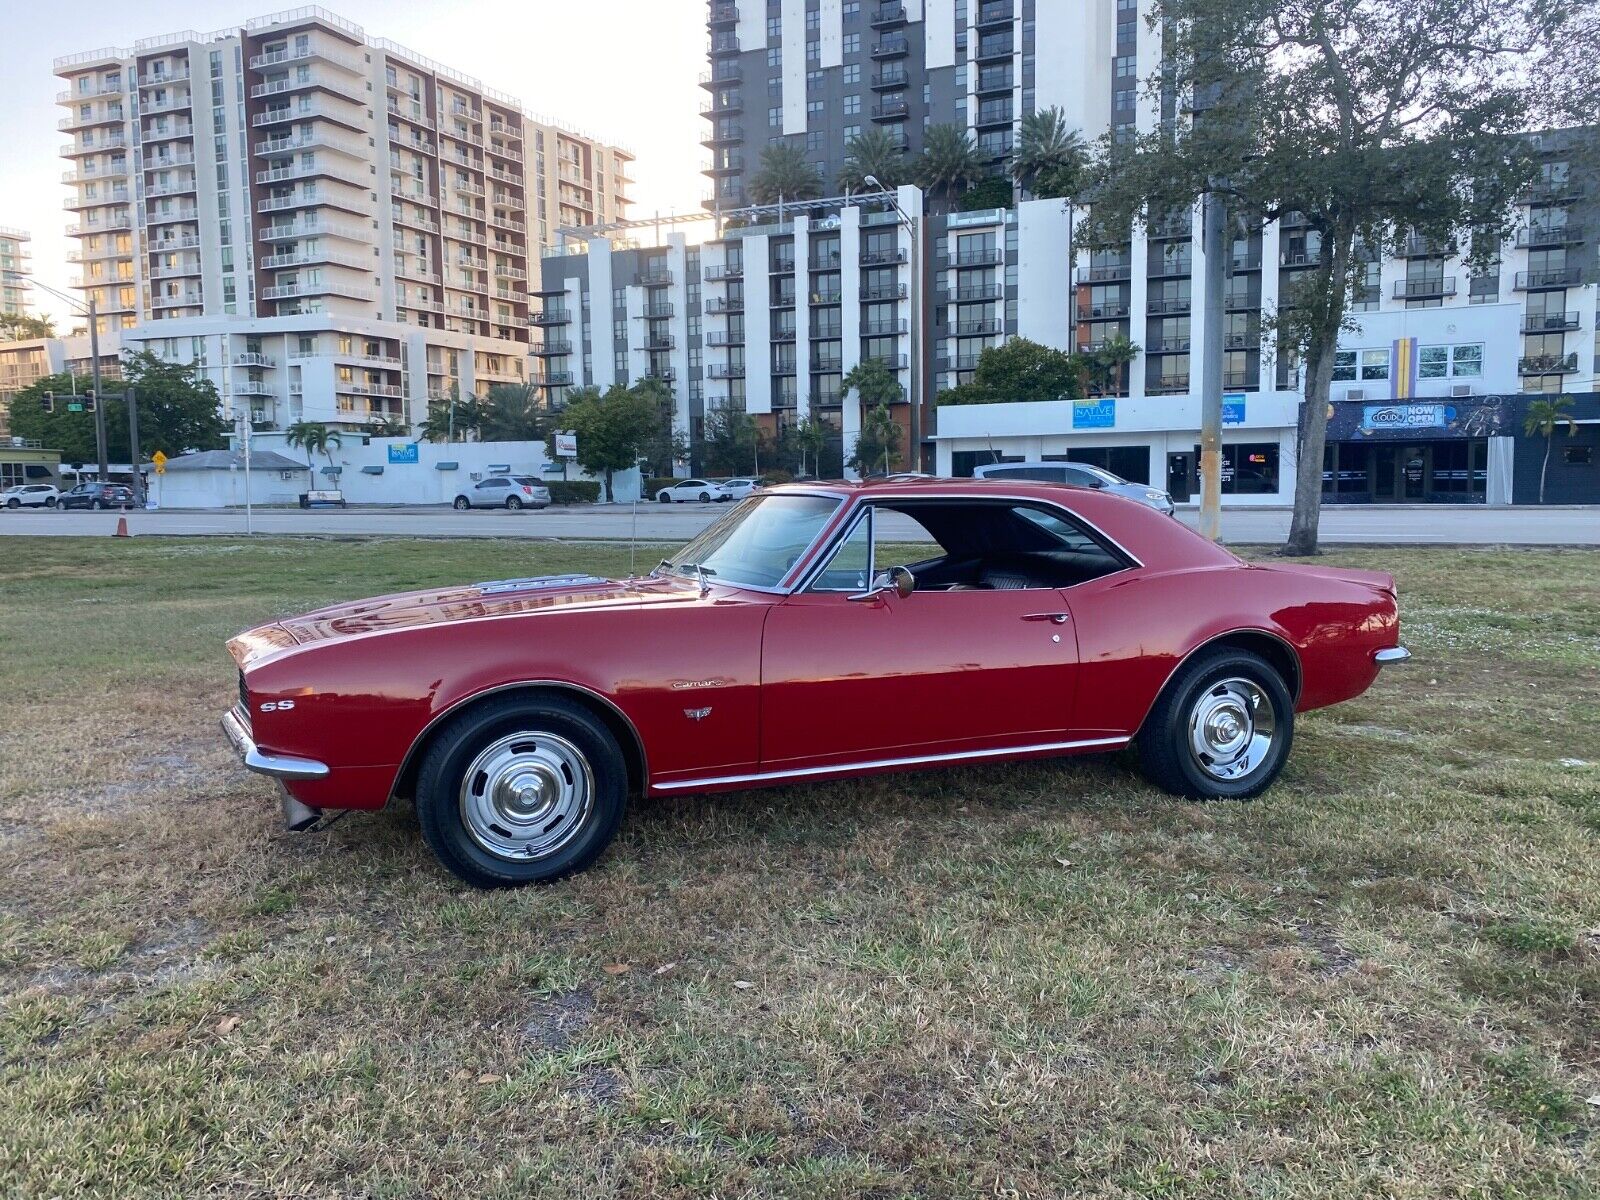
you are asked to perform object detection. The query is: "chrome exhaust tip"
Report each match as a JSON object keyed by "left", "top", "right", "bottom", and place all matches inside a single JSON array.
[{"left": 280, "top": 788, "right": 323, "bottom": 832}]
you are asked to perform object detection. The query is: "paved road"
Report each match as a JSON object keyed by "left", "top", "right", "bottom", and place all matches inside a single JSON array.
[{"left": 2, "top": 502, "right": 1597, "bottom": 545}]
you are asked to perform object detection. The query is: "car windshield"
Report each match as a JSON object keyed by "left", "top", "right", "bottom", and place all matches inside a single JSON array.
[
  {"left": 1079, "top": 465, "right": 1126, "bottom": 487},
  {"left": 659, "top": 493, "right": 841, "bottom": 589}
]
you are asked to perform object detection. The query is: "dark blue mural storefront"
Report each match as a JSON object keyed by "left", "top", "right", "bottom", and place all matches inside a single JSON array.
[{"left": 1322, "top": 393, "right": 1599, "bottom": 505}]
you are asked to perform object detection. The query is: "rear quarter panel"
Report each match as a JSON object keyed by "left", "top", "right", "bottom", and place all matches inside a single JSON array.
[{"left": 1065, "top": 562, "right": 1396, "bottom": 739}]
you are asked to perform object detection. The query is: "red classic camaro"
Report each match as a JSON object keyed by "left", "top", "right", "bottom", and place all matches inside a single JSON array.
[{"left": 223, "top": 479, "right": 1409, "bottom": 888}]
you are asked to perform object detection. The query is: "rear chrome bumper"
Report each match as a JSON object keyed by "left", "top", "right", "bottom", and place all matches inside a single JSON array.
[
  {"left": 221, "top": 707, "right": 330, "bottom": 780},
  {"left": 1374, "top": 646, "right": 1412, "bottom": 665}
]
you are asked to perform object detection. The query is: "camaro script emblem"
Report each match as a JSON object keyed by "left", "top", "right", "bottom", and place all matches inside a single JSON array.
[{"left": 684, "top": 707, "right": 713, "bottom": 721}]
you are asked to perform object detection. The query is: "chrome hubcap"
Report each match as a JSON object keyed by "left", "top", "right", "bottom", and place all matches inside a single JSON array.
[
  {"left": 459, "top": 732, "right": 594, "bottom": 861},
  {"left": 1187, "top": 677, "right": 1276, "bottom": 782}
]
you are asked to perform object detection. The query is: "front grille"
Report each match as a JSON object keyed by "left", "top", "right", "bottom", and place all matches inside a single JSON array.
[{"left": 238, "top": 671, "right": 251, "bottom": 727}]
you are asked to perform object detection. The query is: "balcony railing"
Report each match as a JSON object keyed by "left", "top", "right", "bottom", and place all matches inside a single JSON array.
[
  {"left": 861, "top": 247, "right": 908, "bottom": 265},
  {"left": 705, "top": 263, "right": 743, "bottom": 281},
  {"left": 871, "top": 37, "right": 910, "bottom": 58},
  {"left": 635, "top": 270, "right": 674, "bottom": 287},
  {"left": 705, "top": 330, "right": 743, "bottom": 346},
  {"left": 1087, "top": 262, "right": 1131, "bottom": 281},
  {"left": 706, "top": 296, "right": 744, "bottom": 313},
  {"left": 1078, "top": 303, "right": 1130, "bottom": 320},
  {"left": 1517, "top": 224, "right": 1584, "bottom": 248},
  {"left": 872, "top": 3, "right": 909, "bottom": 28},
  {"left": 1393, "top": 277, "right": 1457, "bottom": 299},
  {"left": 860, "top": 283, "right": 908, "bottom": 300},
  {"left": 1147, "top": 375, "right": 1191, "bottom": 394},
  {"left": 1521, "top": 311, "right": 1579, "bottom": 333},
  {"left": 1147, "top": 337, "right": 1191, "bottom": 353},
  {"left": 1518, "top": 353, "right": 1579, "bottom": 375},
  {"left": 708, "top": 363, "right": 746, "bottom": 379},
  {"left": 532, "top": 340, "right": 572, "bottom": 356},
  {"left": 872, "top": 69, "right": 911, "bottom": 90},
  {"left": 1147, "top": 297, "right": 1191, "bottom": 314}
]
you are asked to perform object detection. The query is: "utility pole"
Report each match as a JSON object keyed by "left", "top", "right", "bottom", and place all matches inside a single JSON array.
[
  {"left": 1197, "top": 186, "right": 1227, "bottom": 541},
  {"left": 864, "top": 178, "right": 922, "bottom": 472},
  {"left": 87, "top": 294, "right": 109, "bottom": 482},
  {"left": 125, "top": 386, "right": 142, "bottom": 507}
]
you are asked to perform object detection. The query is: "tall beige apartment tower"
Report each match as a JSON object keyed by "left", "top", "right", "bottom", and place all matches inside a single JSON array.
[{"left": 55, "top": 7, "right": 632, "bottom": 431}]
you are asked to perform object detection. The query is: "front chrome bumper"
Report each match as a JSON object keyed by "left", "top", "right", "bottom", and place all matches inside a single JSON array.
[
  {"left": 221, "top": 707, "right": 330, "bottom": 780},
  {"left": 1374, "top": 646, "right": 1412, "bottom": 665}
]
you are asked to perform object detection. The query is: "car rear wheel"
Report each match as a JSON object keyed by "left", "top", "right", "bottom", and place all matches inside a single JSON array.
[
  {"left": 1136, "top": 647, "right": 1293, "bottom": 801},
  {"left": 506, "top": 495, "right": 524, "bottom": 510},
  {"left": 415, "top": 695, "right": 628, "bottom": 888},
  {"left": 453, "top": 496, "right": 471, "bottom": 511},
  {"left": 44, "top": 497, "right": 56, "bottom": 507},
  {"left": 698, "top": 491, "right": 711, "bottom": 503}
]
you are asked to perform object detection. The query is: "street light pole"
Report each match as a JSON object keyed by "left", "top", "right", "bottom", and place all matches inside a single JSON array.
[
  {"left": 1198, "top": 186, "right": 1227, "bottom": 541},
  {"left": 865, "top": 178, "right": 922, "bottom": 472},
  {"left": 87, "top": 294, "right": 109, "bottom": 482}
]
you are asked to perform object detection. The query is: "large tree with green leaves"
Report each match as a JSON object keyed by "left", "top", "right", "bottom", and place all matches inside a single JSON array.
[
  {"left": 915, "top": 124, "right": 987, "bottom": 211},
  {"left": 697, "top": 406, "right": 760, "bottom": 477},
  {"left": 841, "top": 356, "right": 905, "bottom": 412},
  {"left": 838, "top": 129, "right": 908, "bottom": 193},
  {"left": 417, "top": 386, "right": 486, "bottom": 443},
  {"left": 749, "top": 142, "right": 824, "bottom": 206},
  {"left": 934, "top": 337, "right": 1090, "bottom": 406},
  {"left": 1013, "top": 106, "right": 1089, "bottom": 199},
  {"left": 1084, "top": 0, "right": 1596, "bottom": 554},
  {"left": 792, "top": 416, "right": 829, "bottom": 478},
  {"left": 5, "top": 351, "right": 225, "bottom": 463},
  {"left": 559, "top": 381, "right": 662, "bottom": 499}
]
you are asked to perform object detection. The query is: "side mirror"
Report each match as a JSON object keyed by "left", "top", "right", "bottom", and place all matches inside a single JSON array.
[{"left": 848, "top": 564, "right": 915, "bottom": 603}]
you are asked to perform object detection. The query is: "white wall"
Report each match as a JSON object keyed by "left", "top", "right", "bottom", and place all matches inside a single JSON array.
[{"left": 1015, "top": 199, "right": 1073, "bottom": 350}]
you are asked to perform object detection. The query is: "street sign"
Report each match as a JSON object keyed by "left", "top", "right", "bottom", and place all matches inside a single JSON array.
[
  {"left": 152, "top": 450, "right": 167, "bottom": 475},
  {"left": 555, "top": 431, "right": 578, "bottom": 459},
  {"left": 68, "top": 401, "right": 84, "bottom": 413}
]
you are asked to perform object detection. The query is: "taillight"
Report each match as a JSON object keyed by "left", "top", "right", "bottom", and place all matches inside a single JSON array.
[{"left": 522, "top": 486, "right": 531, "bottom": 494}]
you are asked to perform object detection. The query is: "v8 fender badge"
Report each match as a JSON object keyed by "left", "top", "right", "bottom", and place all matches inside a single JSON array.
[{"left": 683, "top": 707, "right": 713, "bottom": 722}]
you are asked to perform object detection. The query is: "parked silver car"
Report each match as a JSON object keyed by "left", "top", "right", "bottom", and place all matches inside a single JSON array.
[
  {"left": 453, "top": 475, "right": 551, "bottom": 510},
  {"left": 973, "top": 461, "right": 1176, "bottom": 515}
]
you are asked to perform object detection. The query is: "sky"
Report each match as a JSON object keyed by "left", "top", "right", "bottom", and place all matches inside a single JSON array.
[{"left": 2, "top": 0, "right": 709, "bottom": 326}]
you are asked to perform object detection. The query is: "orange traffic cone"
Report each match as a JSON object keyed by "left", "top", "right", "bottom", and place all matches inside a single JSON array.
[{"left": 114, "top": 509, "right": 130, "bottom": 537}]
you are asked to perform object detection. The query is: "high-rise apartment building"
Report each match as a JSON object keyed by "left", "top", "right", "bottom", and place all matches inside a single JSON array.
[
  {"left": 54, "top": 7, "right": 632, "bottom": 431},
  {"left": 692, "top": 0, "right": 1598, "bottom": 497},
  {"left": 0, "top": 228, "right": 31, "bottom": 315}
]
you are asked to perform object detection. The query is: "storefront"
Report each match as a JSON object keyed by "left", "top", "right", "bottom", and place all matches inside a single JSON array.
[{"left": 1322, "top": 398, "right": 1514, "bottom": 504}]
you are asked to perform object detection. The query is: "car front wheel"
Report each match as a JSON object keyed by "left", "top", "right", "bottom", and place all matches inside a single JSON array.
[
  {"left": 658, "top": 492, "right": 672, "bottom": 503},
  {"left": 5, "top": 498, "right": 17, "bottom": 509},
  {"left": 453, "top": 496, "right": 471, "bottom": 511},
  {"left": 1136, "top": 647, "right": 1293, "bottom": 801},
  {"left": 92, "top": 499, "right": 104, "bottom": 510},
  {"left": 415, "top": 695, "right": 629, "bottom": 888}
]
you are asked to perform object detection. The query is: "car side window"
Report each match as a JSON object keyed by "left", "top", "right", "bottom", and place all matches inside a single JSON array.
[{"left": 809, "top": 511, "right": 873, "bottom": 592}]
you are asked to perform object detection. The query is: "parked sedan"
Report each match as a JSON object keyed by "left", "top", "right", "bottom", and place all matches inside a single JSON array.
[
  {"left": 2, "top": 483, "right": 59, "bottom": 509},
  {"left": 975, "top": 461, "right": 1176, "bottom": 516},
  {"left": 716, "top": 477, "right": 762, "bottom": 501},
  {"left": 222, "top": 478, "right": 1409, "bottom": 889},
  {"left": 656, "top": 478, "right": 724, "bottom": 503},
  {"left": 453, "top": 476, "right": 551, "bottom": 510},
  {"left": 58, "top": 482, "right": 135, "bottom": 510}
]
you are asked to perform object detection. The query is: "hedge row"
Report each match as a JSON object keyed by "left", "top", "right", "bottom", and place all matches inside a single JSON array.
[{"left": 546, "top": 480, "right": 602, "bottom": 504}]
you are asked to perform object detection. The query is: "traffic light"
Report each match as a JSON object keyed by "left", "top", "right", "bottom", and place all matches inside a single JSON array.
[
  {"left": 83, "top": 389, "right": 96, "bottom": 413},
  {"left": 41, "top": 390, "right": 53, "bottom": 413}
]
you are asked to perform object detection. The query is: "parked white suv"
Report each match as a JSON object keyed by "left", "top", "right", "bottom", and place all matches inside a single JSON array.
[
  {"left": 716, "top": 477, "right": 762, "bottom": 501},
  {"left": 2, "top": 483, "right": 60, "bottom": 509},
  {"left": 452, "top": 475, "right": 551, "bottom": 510}
]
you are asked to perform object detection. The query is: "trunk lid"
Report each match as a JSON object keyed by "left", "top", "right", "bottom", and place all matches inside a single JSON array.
[{"left": 1258, "top": 561, "right": 1397, "bottom": 595}]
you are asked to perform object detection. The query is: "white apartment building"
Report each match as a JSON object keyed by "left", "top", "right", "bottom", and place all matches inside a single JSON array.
[
  {"left": 55, "top": 6, "right": 633, "bottom": 432},
  {"left": 0, "top": 228, "right": 31, "bottom": 315},
  {"left": 695, "top": 0, "right": 1598, "bottom": 501}
]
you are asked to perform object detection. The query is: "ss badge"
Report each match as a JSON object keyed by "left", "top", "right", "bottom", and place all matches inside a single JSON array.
[
  {"left": 683, "top": 707, "right": 712, "bottom": 722},
  {"left": 259, "top": 700, "right": 296, "bottom": 712}
]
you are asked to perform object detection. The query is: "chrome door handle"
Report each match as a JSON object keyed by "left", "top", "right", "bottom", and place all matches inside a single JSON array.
[{"left": 1022, "top": 612, "right": 1070, "bottom": 624}]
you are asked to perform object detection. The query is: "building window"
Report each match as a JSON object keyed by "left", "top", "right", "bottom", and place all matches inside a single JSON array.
[
  {"left": 843, "top": 94, "right": 861, "bottom": 115},
  {"left": 843, "top": 63, "right": 860, "bottom": 84},
  {"left": 806, "top": 130, "right": 825, "bottom": 151},
  {"left": 770, "top": 106, "right": 783, "bottom": 128},
  {"left": 807, "top": 40, "right": 820, "bottom": 61},
  {"left": 843, "top": 32, "right": 861, "bottom": 54},
  {"left": 1419, "top": 343, "right": 1483, "bottom": 379},
  {"left": 767, "top": 16, "right": 782, "bottom": 40},
  {"left": 1331, "top": 349, "right": 1391, "bottom": 382},
  {"left": 807, "top": 100, "right": 825, "bottom": 119},
  {"left": 767, "top": 48, "right": 782, "bottom": 68}
]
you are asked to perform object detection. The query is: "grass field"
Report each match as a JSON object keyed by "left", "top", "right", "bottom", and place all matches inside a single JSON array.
[{"left": 1, "top": 536, "right": 1597, "bottom": 1199}]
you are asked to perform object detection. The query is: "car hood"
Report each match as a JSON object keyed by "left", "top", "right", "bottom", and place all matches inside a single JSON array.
[{"left": 230, "top": 573, "right": 697, "bottom": 664}]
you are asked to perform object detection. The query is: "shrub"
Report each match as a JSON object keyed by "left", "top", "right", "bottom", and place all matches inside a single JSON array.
[
  {"left": 758, "top": 468, "right": 794, "bottom": 485},
  {"left": 545, "top": 480, "right": 602, "bottom": 504},
  {"left": 646, "top": 476, "right": 686, "bottom": 499}
]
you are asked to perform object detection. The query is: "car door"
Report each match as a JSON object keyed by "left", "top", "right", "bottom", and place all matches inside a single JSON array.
[
  {"left": 475, "top": 477, "right": 507, "bottom": 507},
  {"left": 758, "top": 501, "right": 1082, "bottom": 771}
]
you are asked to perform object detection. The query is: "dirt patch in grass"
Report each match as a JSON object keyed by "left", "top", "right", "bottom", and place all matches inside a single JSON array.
[{"left": 0, "top": 538, "right": 1597, "bottom": 1197}]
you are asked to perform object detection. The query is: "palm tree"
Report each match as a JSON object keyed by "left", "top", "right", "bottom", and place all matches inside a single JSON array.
[
  {"left": 1523, "top": 395, "right": 1577, "bottom": 504},
  {"left": 1082, "top": 335, "right": 1140, "bottom": 397},
  {"left": 838, "top": 129, "right": 908, "bottom": 193},
  {"left": 1012, "top": 106, "right": 1089, "bottom": 199},
  {"left": 793, "top": 417, "right": 829, "bottom": 478},
  {"left": 749, "top": 143, "right": 824, "bottom": 206},
  {"left": 480, "top": 382, "right": 545, "bottom": 442},
  {"left": 284, "top": 420, "right": 342, "bottom": 477},
  {"left": 849, "top": 404, "right": 902, "bottom": 475},
  {"left": 366, "top": 415, "right": 411, "bottom": 438},
  {"left": 915, "top": 124, "right": 986, "bottom": 211}
]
